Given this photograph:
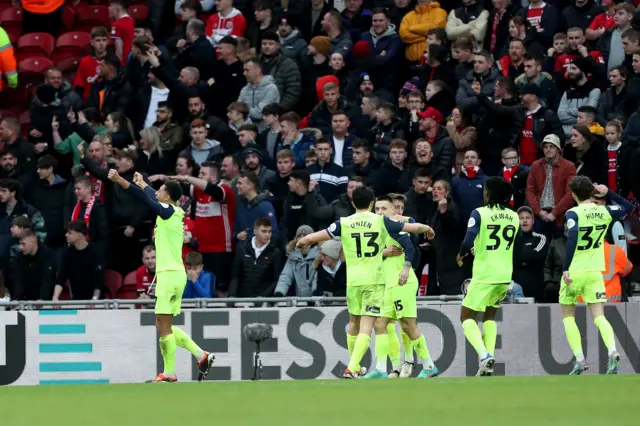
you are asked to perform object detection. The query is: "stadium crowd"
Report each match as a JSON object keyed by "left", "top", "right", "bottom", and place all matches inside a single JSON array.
[{"left": 0, "top": 0, "right": 638, "bottom": 305}]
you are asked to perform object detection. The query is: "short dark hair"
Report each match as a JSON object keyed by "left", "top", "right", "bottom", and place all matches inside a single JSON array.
[
  {"left": 0, "top": 149, "right": 16, "bottom": 159},
  {"left": 75, "top": 175, "right": 93, "bottom": 188},
  {"left": 37, "top": 155, "right": 57, "bottom": 170},
  {"left": 12, "top": 215, "right": 31, "bottom": 229},
  {"left": 414, "top": 168, "right": 432, "bottom": 180},
  {"left": 227, "top": 101, "right": 250, "bottom": 118},
  {"left": 351, "top": 186, "right": 375, "bottom": 209},
  {"left": 262, "top": 103, "right": 285, "bottom": 117},
  {"left": 389, "top": 193, "right": 407, "bottom": 204},
  {"left": 164, "top": 180, "right": 183, "bottom": 202},
  {"left": 180, "top": 0, "right": 202, "bottom": 13},
  {"left": 67, "top": 219, "right": 89, "bottom": 235},
  {"left": 201, "top": 161, "right": 220, "bottom": 177},
  {"left": 569, "top": 175, "right": 595, "bottom": 202},
  {"left": 610, "top": 65, "right": 628, "bottom": 79},
  {"left": 219, "top": 35, "right": 238, "bottom": 47},
  {"left": 371, "top": 7, "right": 390, "bottom": 18},
  {"left": 376, "top": 194, "right": 394, "bottom": 204},
  {"left": 254, "top": 217, "right": 272, "bottom": 228},
  {"left": 185, "top": 251, "right": 204, "bottom": 266},
  {"left": 351, "top": 139, "right": 371, "bottom": 152},
  {"left": 315, "top": 137, "right": 331, "bottom": 147},
  {"left": 378, "top": 102, "right": 397, "bottom": 118},
  {"left": 290, "top": 169, "right": 310, "bottom": 186},
  {"left": 279, "top": 112, "right": 301, "bottom": 128},
  {"left": 0, "top": 179, "right": 20, "bottom": 199},
  {"left": 484, "top": 176, "right": 513, "bottom": 209},
  {"left": 239, "top": 170, "right": 259, "bottom": 188},
  {"left": 578, "top": 105, "right": 597, "bottom": 118},
  {"left": 19, "top": 228, "right": 36, "bottom": 240},
  {"left": 238, "top": 123, "right": 259, "bottom": 135},
  {"left": 496, "top": 76, "right": 517, "bottom": 96}
]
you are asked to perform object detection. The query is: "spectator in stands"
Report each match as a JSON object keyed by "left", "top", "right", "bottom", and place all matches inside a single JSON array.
[
  {"left": 457, "top": 51, "right": 499, "bottom": 110},
  {"left": 452, "top": 37, "right": 475, "bottom": 82},
  {"left": 558, "top": 58, "right": 603, "bottom": 137},
  {"left": 229, "top": 217, "right": 282, "bottom": 298},
  {"left": 398, "top": 0, "right": 447, "bottom": 67},
  {"left": 278, "top": 13, "right": 307, "bottom": 65},
  {"left": 258, "top": 103, "right": 285, "bottom": 161},
  {"left": 512, "top": 206, "right": 550, "bottom": 302},
  {"left": 515, "top": 55, "right": 561, "bottom": 111},
  {"left": 586, "top": 0, "right": 617, "bottom": 42},
  {"left": 209, "top": 37, "right": 247, "bottom": 120},
  {"left": 452, "top": 149, "right": 488, "bottom": 223},
  {"left": 416, "top": 108, "right": 455, "bottom": 171},
  {"left": 180, "top": 119, "right": 225, "bottom": 166},
  {"left": 562, "top": 0, "right": 603, "bottom": 32},
  {"left": 371, "top": 103, "right": 405, "bottom": 162},
  {"left": 248, "top": 1, "right": 279, "bottom": 51},
  {"left": 227, "top": 101, "right": 252, "bottom": 135},
  {"left": 329, "top": 111, "right": 357, "bottom": 168},
  {"left": 8, "top": 216, "right": 36, "bottom": 267},
  {"left": 446, "top": 107, "right": 477, "bottom": 175},
  {"left": 404, "top": 168, "right": 435, "bottom": 224},
  {"left": 497, "top": 39, "right": 525, "bottom": 79},
  {"left": 373, "top": 139, "right": 409, "bottom": 196},
  {"left": 399, "top": 139, "right": 447, "bottom": 192},
  {"left": 185, "top": 96, "right": 237, "bottom": 153},
  {"left": 278, "top": 112, "right": 315, "bottom": 166},
  {"left": 0, "top": 150, "right": 30, "bottom": 194},
  {"left": 604, "top": 120, "right": 622, "bottom": 194},
  {"left": 305, "top": 150, "right": 318, "bottom": 167},
  {"left": 445, "top": 0, "right": 489, "bottom": 47},
  {"left": 266, "top": 149, "right": 295, "bottom": 218},
  {"left": 68, "top": 175, "right": 109, "bottom": 257},
  {"left": 260, "top": 33, "right": 302, "bottom": 111},
  {"left": 129, "top": 72, "right": 172, "bottom": 134},
  {"left": 176, "top": 19, "right": 219, "bottom": 81},
  {"left": 244, "top": 146, "right": 275, "bottom": 191},
  {"left": 109, "top": 0, "right": 135, "bottom": 65},
  {"left": 526, "top": 134, "right": 577, "bottom": 237},
  {"left": 360, "top": 8, "right": 403, "bottom": 92},
  {"left": 54, "top": 109, "right": 106, "bottom": 166},
  {"left": 281, "top": 170, "right": 327, "bottom": 242},
  {"left": 86, "top": 56, "right": 132, "bottom": 117},
  {"left": 355, "top": 93, "right": 379, "bottom": 141},
  {"left": 310, "top": 83, "right": 353, "bottom": 137},
  {"left": 184, "top": 252, "right": 214, "bottom": 298},
  {"left": 341, "top": 0, "right": 372, "bottom": 42},
  {"left": 313, "top": 239, "right": 346, "bottom": 297},
  {"left": 484, "top": 0, "right": 515, "bottom": 58},
  {"left": 239, "top": 60, "right": 281, "bottom": 130},
  {"left": 53, "top": 220, "right": 104, "bottom": 301},
  {"left": 234, "top": 171, "right": 278, "bottom": 242},
  {"left": 206, "top": 0, "right": 247, "bottom": 47},
  {"left": 563, "top": 125, "right": 608, "bottom": 185},
  {"left": 274, "top": 225, "right": 319, "bottom": 297},
  {"left": 10, "top": 229, "right": 56, "bottom": 301},
  {"left": 347, "top": 140, "right": 380, "bottom": 188},
  {"left": 43, "top": 68, "right": 83, "bottom": 113},
  {"left": 221, "top": 155, "right": 240, "bottom": 190},
  {"left": 501, "top": 147, "right": 528, "bottom": 209},
  {"left": 307, "top": 138, "right": 348, "bottom": 203},
  {"left": 169, "top": 1, "right": 202, "bottom": 53},
  {"left": 418, "top": 43, "right": 456, "bottom": 92},
  {"left": 136, "top": 245, "right": 156, "bottom": 298},
  {"left": 543, "top": 225, "right": 566, "bottom": 303},
  {"left": 78, "top": 138, "right": 110, "bottom": 202},
  {"left": 516, "top": 0, "right": 559, "bottom": 48},
  {"left": 554, "top": 28, "right": 606, "bottom": 89},
  {"left": 598, "top": 3, "right": 634, "bottom": 72},
  {"left": 576, "top": 105, "right": 605, "bottom": 145},
  {"left": 597, "top": 66, "right": 628, "bottom": 126},
  {"left": 153, "top": 101, "right": 183, "bottom": 150},
  {"left": 27, "top": 156, "right": 67, "bottom": 253},
  {"left": 29, "top": 84, "right": 69, "bottom": 148},
  {"left": 300, "top": 0, "right": 333, "bottom": 42},
  {"left": 321, "top": 10, "right": 354, "bottom": 57},
  {"left": 307, "top": 175, "right": 363, "bottom": 224}
]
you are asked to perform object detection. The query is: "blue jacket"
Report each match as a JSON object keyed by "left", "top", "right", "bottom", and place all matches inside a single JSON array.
[
  {"left": 277, "top": 132, "right": 315, "bottom": 166},
  {"left": 234, "top": 193, "right": 279, "bottom": 241},
  {"left": 307, "top": 161, "right": 349, "bottom": 203},
  {"left": 183, "top": 270, "right": 215, "bottom": 298},
  {"left": 452, "top": 169, "right": 489, "bottom": 223},
  {"left": 360, "top": 25, "right": 403, "bottom": 91}
]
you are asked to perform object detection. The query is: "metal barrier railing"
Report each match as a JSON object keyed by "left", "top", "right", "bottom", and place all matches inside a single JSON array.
[{"left": 0, "top": 296, "right": 536, "bottom": 310}]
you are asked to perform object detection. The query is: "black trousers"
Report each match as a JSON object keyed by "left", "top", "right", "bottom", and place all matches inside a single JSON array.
[
  {"left": 22, "top": 6, "right": 63, "bottom": 37},
  {"left": 201, "top": 252, "right": 234, "bottom": 293}
]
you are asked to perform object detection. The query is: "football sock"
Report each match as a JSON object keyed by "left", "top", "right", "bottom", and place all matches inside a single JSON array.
[
  {"left": 347, "top": 333, "right": 358, "bottom": 357},
  {"left": 159, "top": 333, "right": 177, "bottom": 376},
  {"left": 375, "top": 333, "right": 390, "bottom": 372},
  {"left": 348, "top": 333, "right": 371, "bottom": 372},
  {"left": 483, "top": 320, "right": 497, "bottom": 355},
  {"left": 411, "top": 335, "right": 433, "bottom": 368},
  {"left": 594, "top": 315, "right": 617, "bottom": 355},
  {"left": 401, "top": 330, "right": 413, "bottom": 362},
  {"left": 562, "top": 317, "right": 585, "bottom": 362},
  {"left": 172, "top": 326, "right": 204, "bottom": 360},
  {"left": 386, "top": 323, "right": 401, "bottom": 369},
  {"left": 463, "top": 319, "right": 488, "bottom": 360}
]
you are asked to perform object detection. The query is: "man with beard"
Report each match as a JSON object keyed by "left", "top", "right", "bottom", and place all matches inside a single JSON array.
[
  {"left": 243, "top": 146, "right": 275, "bottom": 192},
  {"left": 221, "top": 155, "right": 240, "bottom": 191},
  {"left": 153, "top": 101, "right": 183, "bottom": 150},
  {"left": 320, "top": 10, "right": 354, "bottom": 57},
  {"left": 553, "top": 27, "right": 606, "bottom": 89},
  {"left": 558, "top": 58, "right": 602, "bottom": 137},
  {"left": 0, "top": 117, "right": 35, "bottom": 176},
  {"left": 184, "top": 95, "right": 238, "bottom": 154},
  {"left": 414, "top": 108, "right": 455, "bottom": 171},
  {"left": 497, "top": 39, "right": 525, "bottom": 79},
  {"left": 280, "top": 170, "right": 326, "bottom": 243},
  {"left": 278, "top": 13, "right": 307, "bottom": 66},
  {"left": 0, "top": 150, "right": 30, "bottom": 191},
  {"left": 259, "top": 32, "right": 302, "bottom": 112},
  {"left": 515, "top": 55, "right": 561, "bottom": 111}
]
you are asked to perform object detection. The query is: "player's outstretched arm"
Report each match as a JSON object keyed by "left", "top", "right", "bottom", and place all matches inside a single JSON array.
[
  {"left": 116, "top": 171, "right": 175, "bottom": 220},
  {"left": 171, "top": 175, "right": 226, "bottom": 201},
  {"left": 399, "top": 222, "right": 435, "bottom": 239},
  {"left": 297, "top": 230, "right": 331, "bottom": 248},
  {"left": 605, "top": 189, "right": 634, "bottom": 219}
]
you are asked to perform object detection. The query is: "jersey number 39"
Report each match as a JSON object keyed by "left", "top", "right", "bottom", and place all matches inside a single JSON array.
[
  {"left": 485, "top": 224, "right": 517, "bottom": 250},
  {"left": 351, "top": 232, "right": 380, "bottom": 257}
]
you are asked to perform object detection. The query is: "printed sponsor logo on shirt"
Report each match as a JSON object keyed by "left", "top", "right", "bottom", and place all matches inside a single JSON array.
[{"left": 365, "top": 305, "right": 380, "bottom": 314}]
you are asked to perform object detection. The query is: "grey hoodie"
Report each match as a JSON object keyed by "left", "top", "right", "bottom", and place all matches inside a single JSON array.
[
  {"left": 184, "top": 139, "right": 224, "bottom": 166},
  {"left": 238, "top": 75, "right": 280, "bottom": 128},
  {"left": 274, "top": 245, "right": 319, "bottom": 297},
  {"left": 369, "top": 24, "right": 397, "bottom": 47}
]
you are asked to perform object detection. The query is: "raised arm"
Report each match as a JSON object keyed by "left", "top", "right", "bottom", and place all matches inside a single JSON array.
[{"left": 108, "top": 170, "right": 175, "bottom": 220}]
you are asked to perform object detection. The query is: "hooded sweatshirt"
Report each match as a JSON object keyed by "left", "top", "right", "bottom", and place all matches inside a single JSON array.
[
  {"left": 238, "top": 75, "right": 281, "bottom": 125},
  {"left": 274, "top": 245, "right": 319, "bottom": 297},
  {"left": 184, "top": 139, "right": 224, "bottom": 166},
  {"left": 206, "top": 8, "right": 247, "bottom": 47}
]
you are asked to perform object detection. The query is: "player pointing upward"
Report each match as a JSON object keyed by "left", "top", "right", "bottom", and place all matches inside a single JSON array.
[
  {"left": 457, "top": 177, "right": 520, "bottom": 376},
  {"left": 297, "top": 186, "right": 435, "bottom": 378},
  {"left": 561, "top": 176, "right": 633, "bottom": 375},
  {"left": 108, "top": 170, "right": 216, "bottom": 383}
]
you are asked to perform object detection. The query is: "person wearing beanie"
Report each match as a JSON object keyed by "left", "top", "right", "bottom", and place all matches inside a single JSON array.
[
  {"left": 557, "top": 58, "right": 602, "bottom": 137},
  {"left": 310, "top": 36, "right": 332, "bottom": 58},
  {"left": 243, "top": 145, "right": 276, "bottom": 191},
  {"left": 278, "top": 13, "right": 308, "bottom": 63},
  {"left": 352, "top": 40, "right": 372, "bottom": 60},
  {"left": 274, "top": 224, "right": 319, "bottom": 298},
  {"left": 563, "top": 124, "right": 608, "bottom": 185},
  {"left": 259, "top": 31, "right": 302, "bottom": 111}
]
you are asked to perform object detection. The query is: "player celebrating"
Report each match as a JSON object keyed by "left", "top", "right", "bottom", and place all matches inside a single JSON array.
[
  {"left": 108, "top": 170, "right": 216, "bottom": 383},
  {"left": 457, "top": 177, "right": 519, "bottom": 377},
  {"left": 561, "top": 177, "right": 633, "bottom": 375},
  {"left": 363, "top": 195, "right": 438, "bottom": 379},
  {"left": 297, "top": 186, "right": 435, "bottom": 378}
]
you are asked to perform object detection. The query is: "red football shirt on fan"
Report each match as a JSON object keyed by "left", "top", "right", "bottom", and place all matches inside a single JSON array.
[
  {"left": 526, "top": 4, "right": 545, "bottom": 31},
  {"left": 608, "top": 144, "right": 621, "bottom": 192},
  {"left": 111, "top": 14, "right": 134, "bottom": 66},
  {"left": 519, "top": 114, "right": 538, "bottom": 166},
  {"left": 136, "top": 266, "right": 155, "bottom": 295},
  {"left": 74, "top": 56, "right": 103, "bottom": 103},
  {"left": 192, "top": 184, "right": 236, "bottom": 253},
  {"left": 588, "top": 12, "right": 615, "bottom": 31},
  {"left": 553, "top": 51, "right": 605, "bottom": 73},
  {"left": 183, "top": 218, "right": 196, "bottom": 260}
]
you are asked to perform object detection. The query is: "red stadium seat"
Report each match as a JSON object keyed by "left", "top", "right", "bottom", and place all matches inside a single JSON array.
[
  {"left": 123, "top": 271, "right": 137, "bottom": 286},
  {"left": 127, "top": 5, "right": 147, "bottom": 21},
  {"left": 18, "top": 110, "right": 29, "bottom": 138},
  {"left": 0, "top": 7, "right": 22, "bottom": 42},
  {"left": 75, "top": 5, "right": 110, "bottom": 33},
  {"left": 52, "top": 31, "right": 92, "bottom": 62},
  {"left": 55, "top": 56, "right": 83, "bottom": 77},
  {"left": 59, "top": 281, "right": 71, "bottom": 301},
  {"left": 18, "top": 57, "right": 53, "bottom": 87},
  {"left": 61, "top": 6, "right": 76, "bottom": 32},
  {"left": 104, "top": 269, "right": 123, "bottom": 299},
  {"left": 16, "top": 33, "right": 55, "bottom": 62}
]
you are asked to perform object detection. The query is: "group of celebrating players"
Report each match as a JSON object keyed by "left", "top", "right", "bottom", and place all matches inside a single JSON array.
[{"left": 109, "top": 164, "right": 632, "bottom": 381}]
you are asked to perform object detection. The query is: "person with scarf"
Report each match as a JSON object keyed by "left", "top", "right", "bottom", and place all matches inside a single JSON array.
[
  {"left": 68, "top": 175, "right": 110, "bottom": 258},
  {"left": 501, "top": 147, "right": 529, "bottom": 209},
  {"left": 451, "top": 149, "right": 488, "bottom": 224}
]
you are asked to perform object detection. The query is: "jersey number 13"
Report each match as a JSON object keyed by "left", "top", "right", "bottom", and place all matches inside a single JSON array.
[{"left": 351, "top": 232, "right": 380, "bottom": 257}]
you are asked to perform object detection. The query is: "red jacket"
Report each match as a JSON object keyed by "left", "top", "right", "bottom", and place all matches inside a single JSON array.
[{"left": 526, "top": 156, "right": 577, "bottom": 225}]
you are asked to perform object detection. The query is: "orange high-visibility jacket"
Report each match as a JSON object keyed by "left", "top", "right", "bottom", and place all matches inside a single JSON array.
[
  {"left": 0, "top": 26, "right": 17, "bottom": 91},
  {"left": 22, "top": 0, "right": 64, "bottom": 14},
  {"left": 602, "top": 242, "right": 633, "bottom": 303}
]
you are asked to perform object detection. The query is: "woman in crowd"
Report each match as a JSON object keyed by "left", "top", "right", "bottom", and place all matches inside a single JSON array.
[
  {"left": 446, "top": 107, "right": 477, "bottom": 175},
  {"left": 563, "top": 124, "right": 608, "bottom": 186},
  {"left": 135, "top": 127, "right": 176, "bottom": 176}
]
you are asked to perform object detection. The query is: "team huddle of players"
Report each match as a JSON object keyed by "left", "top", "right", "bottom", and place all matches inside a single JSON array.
[{"left": 298, "top": 175, "right": 632, "bottom": 378}]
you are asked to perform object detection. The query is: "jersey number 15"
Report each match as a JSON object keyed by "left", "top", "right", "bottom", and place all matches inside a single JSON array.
[{"left": 485, "top": 224, "right": 517, "bottom": 250}]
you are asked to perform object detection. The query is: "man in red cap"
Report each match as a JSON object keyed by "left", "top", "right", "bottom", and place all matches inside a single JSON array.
[{"left": 416, "top": 107, "right": 455, "bottom": 171}]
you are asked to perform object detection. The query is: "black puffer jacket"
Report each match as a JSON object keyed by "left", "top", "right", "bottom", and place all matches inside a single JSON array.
[
  {"left": 260, "top": 51, "right": 302, "bottom": 111},
  {"left": 25, "top": 176, "right": 69, "bottom": 248},
  {"left": 308, "top": 96, "right": 357, "bottom": 137},
  {"left": 370, "top": 116, "right": 405, "bottom": 162},
  {"left": 228, "top": 240, "right": 283, "bottom": 298}
]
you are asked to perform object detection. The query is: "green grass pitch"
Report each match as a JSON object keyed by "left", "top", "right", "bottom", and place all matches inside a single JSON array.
[{"left": 2, "top": 375, "right": 638, "bottom": 426}]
